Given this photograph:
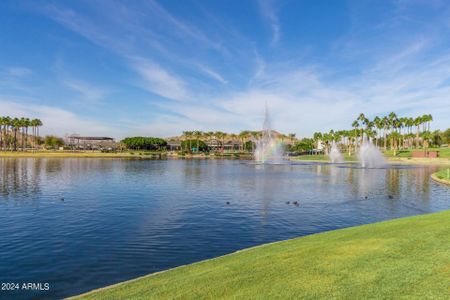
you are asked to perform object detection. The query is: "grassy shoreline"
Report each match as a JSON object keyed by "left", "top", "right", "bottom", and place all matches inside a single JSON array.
[
  {"left": 69, "top": 210, "right": 450, "bottom": 299},
  {"left": 1, "top": 151, "right": 449, "bottom": 164},
  {"left": 0, "top": 151, "right": 253, "bottom": 159},
  {"left": 431, "top": 169, "right": 450, "bottom": 185}
]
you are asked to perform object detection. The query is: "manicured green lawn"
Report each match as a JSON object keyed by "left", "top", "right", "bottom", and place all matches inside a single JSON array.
[
  {"left": 71, "top": 210, "right": 450, "bottom": 300},
  {"left": 384, "top": 147, "right": 450, "bottom": 158},
  {"left": 436, "top": 168, "right": 450, "bottom": 180}
]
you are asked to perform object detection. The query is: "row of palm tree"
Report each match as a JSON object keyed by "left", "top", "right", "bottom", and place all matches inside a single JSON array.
[
  {"left": 312, "top": 113, "right": 434, "bottom": 155},
  {"left": 0, "top": 116, "right": 43, "bottom": 151},
  {"left": 180, "top": 130, "right": 297, "bottom": 152}
]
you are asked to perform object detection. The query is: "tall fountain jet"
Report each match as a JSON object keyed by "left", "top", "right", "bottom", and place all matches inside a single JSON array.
[
  {"left": 357, "top": 136, "right": 386, "bottom": 168},
  {"left": 254, "top": 104, "right": 283, "bottom": 163},
  {"left": 329, "top": 141, "right": 344, "bottom": 163}
]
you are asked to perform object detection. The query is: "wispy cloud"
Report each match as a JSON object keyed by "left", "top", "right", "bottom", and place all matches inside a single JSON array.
[
  {"left": 0, "top": 98, "right": 116, "bottom": 136},
  {"left": 130, "top": 57, "right": 189, "bottom": 101},
  {"left": 7, "top": 0, "right": 450, "bottom": 138},
  {"left": 62, "top": 78, "right": 107, "bottom": 103},
  {"left": 143, "top": 0, "right": 227, "bottom": 54},
  {"left": 198, "top": 65, "right": 228, "bottom": 84},
  {"left": 40, "top": 1, "right": 231, "bottom": 101},
  {"left": 258, "top": 0, "right": 281, "bottom": 45}
]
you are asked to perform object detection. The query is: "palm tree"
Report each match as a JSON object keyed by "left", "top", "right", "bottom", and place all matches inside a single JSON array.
[
  {"left": 381, "top": 116, "right": 388, "bottom": 150},
  {"left": 19, "top": 117, "right": 26, "bottom": 151},
  {"left": 405, "top": 117, "right": 414, "bottom": 149},
  {"left": 427, "top": 114, "right": 433, "bottom": 132},
  {"left": 351, "top": 120, "right": 359, "bottom": 149},
  {"left": 4, "top": 116, "right": 12, "bottom": 150},
  {"left": 33, "top": 118, "right": 43, "bottom": 150},
  {"left": 288, "top": 133, "right": 296, "bottom": 145},
  {"left": 349, "top": 129, "right": 358, "bottom": 155},
  {"left": 215, "top": 131, "right": 225, "bottom": 152},
  {"left": 421, "top": 131, "right": 432, "bottom": 153},
  {"left": 31, "top": 119, "right": 38, "bottom": 149},
  {"left": 250, "top": 131, "right": 258, "bottom": 152},
  {"left": 193, "top": 130, "right": 202, "bottom": 152},
  {"left": 182, "top": 131, "right": 193, "bottom": 151},
  {"left": 373, "top": 116, "right": 382, "bottom": 147},
  {"left": 397, "top": 117, "right": 405, "bottom": 150},
  {"left": 357, "top": 113, "right": 368, "bottom": 142},
  {"left": 11, "top": 118, "right": 20, "bottom": 151},
  {"left": 388, "top": 112, "right": 398, "bottom": 151},
  {"left": 230, "top": 133, "right": 237, "bottom": 152},
  {"left": 181, "top": 131, "right": 188, "bottom": 151},
  {"left": 238, "top": 131, "right": 248, "bottom": 152},
  {"left": 24, "top": 118, "right": 30, "bottom": 150},
  {"left": 203, "top": 131, "right": 213, "bottom": 151},
  {"left": 414, "top": 116, "right": 422, "bottom": 148},
  {"left": 0, "top": 117, "right": 4, "bottom": 151},
  {"left": 313, "top": 132, "right": 323, "bottom": 154}
]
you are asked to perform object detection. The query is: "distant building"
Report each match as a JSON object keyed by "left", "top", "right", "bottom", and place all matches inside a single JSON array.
[
  {"left": 166, "top": 139, "right": 181, "bottom": 151},
  {"left": 66, "top": 135, "right": 116, "bottom": 150}
]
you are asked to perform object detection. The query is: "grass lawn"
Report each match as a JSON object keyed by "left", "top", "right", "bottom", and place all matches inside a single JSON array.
[
  {"left": 436, "top": 168, "right": 450, "bottom": 179},
  {"left": 384, "top": 147, "right": 450, "bottom": 158},
  {"left": 70, "top": 210, "right": 450, "bottom": 300},
  {"left": 432, "top": 168, "right": 450, "bottom": 185},
  {"left": 293, "top": 147, "right": 450, "bottom": 164}
]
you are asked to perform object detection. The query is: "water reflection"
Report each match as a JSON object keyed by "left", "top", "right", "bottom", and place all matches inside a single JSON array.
[
  {"left": 0, "top": 158, "right": 448, "bottom": 300},
  {"left": 0, "top": 158, "right": 44, "bottom": 199}
]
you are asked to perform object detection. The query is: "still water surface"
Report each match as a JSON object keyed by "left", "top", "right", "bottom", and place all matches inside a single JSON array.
[{"left": 0, "top": 158, "right": 449, "bottom": 299}]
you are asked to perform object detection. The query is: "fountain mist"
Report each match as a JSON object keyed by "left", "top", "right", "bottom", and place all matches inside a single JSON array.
[
  {"left": 357, "top": 136, "right": 385, "bottom": 168},
  {"left": 254, "top": 105, "right": 284, "bottom": 163},
  {"left": 329, "top": 141, "right": 344, "bottom": 163}
]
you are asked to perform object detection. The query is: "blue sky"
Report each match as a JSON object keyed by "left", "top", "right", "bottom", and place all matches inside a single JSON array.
[{"left": 0, "top": 0, "right": 449, "bottom": 138}]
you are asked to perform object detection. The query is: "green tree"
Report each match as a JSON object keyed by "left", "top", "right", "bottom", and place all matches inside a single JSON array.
[
  {"left": 121, "top": 137, "right": 167, "bottom": 150},
  {"left": 44, "top": 135, "right": 65, "bottom": 149}
]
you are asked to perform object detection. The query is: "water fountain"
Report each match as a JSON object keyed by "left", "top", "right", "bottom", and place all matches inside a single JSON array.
[
  {"left": 254, "top": 105, "right": 284, "bottom": 163},
  {"left": 329, "top": 141, "right": 344, "bottom": 163},
  {"left": 357, "top": 136, "right": 386, "bottom": 168}
]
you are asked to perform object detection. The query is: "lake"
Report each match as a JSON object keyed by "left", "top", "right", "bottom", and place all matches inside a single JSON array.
[{"left": 0, "top": 158, "right": 448, "bottom": 299}]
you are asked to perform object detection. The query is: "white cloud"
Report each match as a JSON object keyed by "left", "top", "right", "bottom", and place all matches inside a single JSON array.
[
  {"left": 198, "top": 65, "right": 228, "bottom": 84},
  {"left": 258, "top": 0, "right": 281, "bottom": 45},
  {"left": 130, "top": 58, "right": 189, "bottom": 101},
  {"left": 41, "top": 2, "right": 225, "bottom": 101},
  {"left": 13, "top": 1, "right": 450, "bottom": 138},
  {"left": 0, "top": 99, "right": 116, "bottom": 137},
  {"left": 62, "top": 78, "right": 107, "bottom": 102}
]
